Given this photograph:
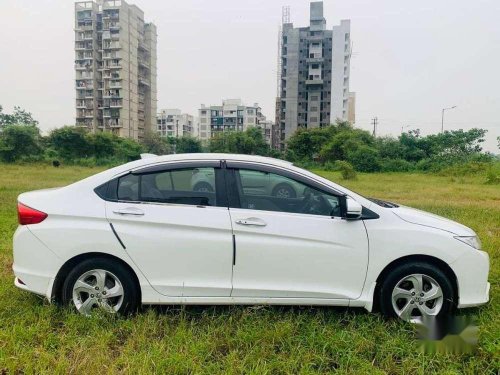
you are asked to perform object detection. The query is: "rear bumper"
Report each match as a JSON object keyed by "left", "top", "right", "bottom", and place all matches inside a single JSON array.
[
  {"left": 451, "top": 250, "right": 490, "bottom": 308},
  {"left": 12, "top": 226, "right": 61, "bottom": 300}
]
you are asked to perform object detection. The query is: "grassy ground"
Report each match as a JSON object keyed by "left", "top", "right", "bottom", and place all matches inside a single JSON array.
[{"left": 0, "top": 163, "right": 498, "bottom": 374}]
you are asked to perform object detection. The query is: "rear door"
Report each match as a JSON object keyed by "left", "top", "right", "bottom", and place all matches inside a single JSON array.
[
  {"left": 104, "top": 161, "right": 234, "bottom": 297},
  {"left": 226, "top": 162, "right": 369, "bottom": 300}
]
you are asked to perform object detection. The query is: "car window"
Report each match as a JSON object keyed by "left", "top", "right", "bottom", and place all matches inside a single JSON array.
[
  {"left": 234, "top": 169, "right": 341, "bottom": 217},
  {"left": 116, "top": 167, "right": 217, "bottom": 207},
  {"left": 117, "top": 173, "right": 139, "bottom": 201}
]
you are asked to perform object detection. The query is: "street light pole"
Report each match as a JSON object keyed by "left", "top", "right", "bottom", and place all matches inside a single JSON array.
[{"left": 441, "top": 106, "right": 457, "bottom": 133}]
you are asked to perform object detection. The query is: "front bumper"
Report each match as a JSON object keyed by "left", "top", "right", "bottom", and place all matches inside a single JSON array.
[{"left": 450, "top": 249, "right": 490, "bottom": 308}]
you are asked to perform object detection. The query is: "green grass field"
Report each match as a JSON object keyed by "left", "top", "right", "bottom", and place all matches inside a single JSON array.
[{"left": 0, "top": 164, "right": 498, "bottom": 374}]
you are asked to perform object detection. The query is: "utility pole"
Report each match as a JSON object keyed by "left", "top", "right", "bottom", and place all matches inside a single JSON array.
[
  {"left": 441, "top": 105, "right": 457, "bottom": 133},
  {"left": 371, "top": 117, "right": 378, "bottom": 137},
  {"left": 173, "top": 119, "right": 179, "bottom": 154}
]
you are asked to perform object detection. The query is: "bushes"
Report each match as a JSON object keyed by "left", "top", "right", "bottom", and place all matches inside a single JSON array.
[
  {"left": 336, "top": 160, "right": 357, "bottom": 180},
  {"left": 209, "top": 127, "right": 270, "bottom": 155},
  {"left": 485, "top": 164, "right": 500, "bottom": 184},
  {"left": 48, "top": 127, "right": 91, "bottom": 160},
  {"left": 346, "top": 145, "right": 381, "bottom": 172},
  {"left": 379, "top": 158, "right": 414, "bottom": 172},
  {"left": 0, "top": 105, "right": 497, "bottom": 173},
  {"left": 176, "top": 136, "right": 202, "bottom": 153},
  {"left": 46, "top": 126, "right": 144, "bottom": 164},
  {"left": 0, "top": 125, "right": 43, "bottom": 162},
  {"left": 285, "top": 122, "right": 495, "bottom": 173}
]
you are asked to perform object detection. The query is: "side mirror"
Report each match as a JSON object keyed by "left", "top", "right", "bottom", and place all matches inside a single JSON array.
[{"left": 346, "top": 197, "right": 363, "bottom": 220}]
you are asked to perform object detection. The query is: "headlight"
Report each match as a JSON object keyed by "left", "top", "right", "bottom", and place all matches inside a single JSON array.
[{"left": 454, "top": 236, "right": 482, "bottom": 250}]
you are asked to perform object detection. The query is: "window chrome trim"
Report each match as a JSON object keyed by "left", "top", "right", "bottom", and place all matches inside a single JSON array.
[{"left": 131, "top": 160, "right": 221, "bottom": 175}]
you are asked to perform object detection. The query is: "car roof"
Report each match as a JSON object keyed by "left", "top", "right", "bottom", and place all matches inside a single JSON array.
[
  {"left": 71, "top": 153, "right": 293, "bottom": 188},
  {"left": 135, "top": 153, "right": 294, "bottom": 168}
]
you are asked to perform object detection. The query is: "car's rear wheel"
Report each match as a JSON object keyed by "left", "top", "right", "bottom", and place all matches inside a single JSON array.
[
  {"left": 62, "top": 258, "right": 139, "bottom": 316},
  {"left": 379, "top": 262, "right": 455, "bottom": 323},
  {"left": 272, "top": 183, "right": 296, "bottom": 198}
]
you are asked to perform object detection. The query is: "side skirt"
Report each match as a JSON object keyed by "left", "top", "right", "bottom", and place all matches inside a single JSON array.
[{"left": 141, "top": 294, "right": 351, "bottom": 307}]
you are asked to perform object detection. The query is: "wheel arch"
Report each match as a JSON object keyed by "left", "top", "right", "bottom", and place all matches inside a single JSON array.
[
  {"left": 373, "top": 254, "right": 458, "bottom": 311},
  {"left": 51, "top": 252, "right": 142, "bottom": 303}
]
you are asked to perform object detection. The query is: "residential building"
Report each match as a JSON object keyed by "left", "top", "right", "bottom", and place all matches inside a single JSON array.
[
  {"left": 278, "top": 1, "right": 352, "bottom": 148},
  {"left": 74, "top": 0, "right": 157, "bottom": 140},
  {"left": 198, "top": 99, "right": 264, "bottom": 141},
  {"left": 256, "top": 119, "right": 275, "bottom": 146},
  {"left": 347, "top": 92, "right": 356, "bottom": 124},
  {"left": 157, "top": 109, "right": 195, "bottom": 138}
]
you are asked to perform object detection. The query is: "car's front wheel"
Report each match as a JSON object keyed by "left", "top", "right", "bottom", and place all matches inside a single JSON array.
[
  {"left": 379, "top": 262, "right": 455, "bottom": 323},
  {"left": 62, "top": 258, "right": 139, "bottom": 316}
]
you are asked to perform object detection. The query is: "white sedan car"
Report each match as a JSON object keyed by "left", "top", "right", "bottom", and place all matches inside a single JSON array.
[{"left": 13, "top": 154, "right": 490, "bottom": 322}]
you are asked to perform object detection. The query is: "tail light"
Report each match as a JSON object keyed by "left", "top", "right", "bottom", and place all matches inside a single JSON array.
[{"left": 17, "top": 203, "right": 47, "bottom": 225}]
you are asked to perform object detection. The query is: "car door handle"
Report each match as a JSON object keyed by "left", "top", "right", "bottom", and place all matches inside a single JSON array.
[
  {"left": 112, "top": 208, "right": 144, "bottom": 216},
  {"left": 235, "top": 218, "right": 267, "bottom": 227}
]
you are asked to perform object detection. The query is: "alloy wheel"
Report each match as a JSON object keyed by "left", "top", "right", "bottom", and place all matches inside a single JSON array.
[
  {"left": 275, "top": 187, "right": 291, "bottom": 198},
  {"left": 72, "top": 269, "right": 124, "bottom": 315},
  {"left": 391, "top": 273, "right": 444, "bottom": 323}
]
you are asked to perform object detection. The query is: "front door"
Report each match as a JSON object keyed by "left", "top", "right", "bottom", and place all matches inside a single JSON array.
[
  {"left": 105, "top": 163, "right": 233, "bottom": 297},
  {"left": 227, "top": 165, "right": 369, "bottom": 300}
]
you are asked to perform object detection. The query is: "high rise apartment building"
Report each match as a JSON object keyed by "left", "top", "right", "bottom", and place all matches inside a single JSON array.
[
  {"left": 347, "top": 92, "right": 356, "bottom": 124},
  {"left": 198, "top": 99, "right": 264, "bottom": 142},
  {"left": 157, "top": 109, "right": 195, "bottom": 138},
  {"left": 278, "top": 1, "right": 351, "bottom": 148},
  {"left": 75, "top": 0, "right": 157, "bottom": 140}
]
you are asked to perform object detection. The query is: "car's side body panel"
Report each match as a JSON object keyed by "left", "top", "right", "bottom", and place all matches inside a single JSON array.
[
  {"left": 11, "top": 154, "right": 490, "bottom": 313},
  {"left": 229, "top": 208, "right": 369, "bottom": 299},
  {"left": 351, "top": 213, "right": 489, "bottom": 309},
  {"left": 106, "top": 202, "right": 234, "bottom": 297},
  {"left": 15, "top": 184, "right": 154, "bottom": 299}
]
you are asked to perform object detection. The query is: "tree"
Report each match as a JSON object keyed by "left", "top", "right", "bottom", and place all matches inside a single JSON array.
[
  {"left": 0, "top": 124, "right": 42, "bottom": 162},
  {"left": 141, "top": 132, "right": 172, "bottom": 155},
  {"left": 48, "top": 126, "right": 92, "bottom": 160},
  {"left": 286, "top": 127, "right": 334, "bottom": 161},
  {"left": 346, "top": 145, "right": 381, "bottom": 172},
  {"left": 375, "top": 136, "right": 406, "bottom": 160},
  {"left": 425, "top": 128, "right": 487, "bottom": 157},
  {"left": 319, "top": 128, "right": 373, "bottom": 162},
  {"left": 286, "top": 121, "right": 354, "bottom": 161},
  {"left": 398, "top": 130, "right": 429, "bottom": 162},
  {"left": 175, "top": 136, "right": 202, "bottom": 153},
  {"left": 88, "top": 132, "right": 118, "bottom": 159},
  {"left": 0, "top": 105, "right": 39, "bottom": 129},
  {"left": 114, "top": 137, "right": 143, "bottom": 162},
  {"left": 209, "top": 127, "right": 269, "bottom": 155}
]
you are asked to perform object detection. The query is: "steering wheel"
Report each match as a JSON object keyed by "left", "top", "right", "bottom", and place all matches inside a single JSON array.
[{"left": 300, "top": 189, "right": 331, "bottom": 216}]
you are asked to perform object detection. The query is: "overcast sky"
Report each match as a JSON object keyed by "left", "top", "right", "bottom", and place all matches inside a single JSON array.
[{"left": 0, "top": 0, "right": 499, "bottom": 152}]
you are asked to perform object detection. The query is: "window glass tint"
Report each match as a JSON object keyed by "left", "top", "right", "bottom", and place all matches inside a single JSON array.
[
  {"left": 117, "top": 167, "right": 217, "bottom": 206},
  {"left": 235, "top": 169, "right": 341, "bottom": 217},
  {"left": 117, "top": 174, "right": 139, "bottom": 201}
]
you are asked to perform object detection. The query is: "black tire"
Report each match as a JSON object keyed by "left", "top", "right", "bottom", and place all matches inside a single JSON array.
[
  {"left": 379, "top": 262, "right": 455, "bottom": 321},
  {"left": 272, "top": 183, "right": 296, "bottom": 198},
  {"left": 193, "top": 182, "right": 214, "bottom": 192},
  {"left": 62, "top": 257, "right": 140, "bottom": 315}
]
